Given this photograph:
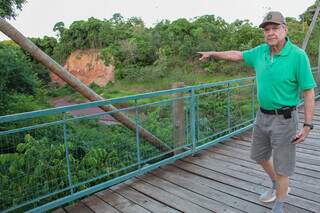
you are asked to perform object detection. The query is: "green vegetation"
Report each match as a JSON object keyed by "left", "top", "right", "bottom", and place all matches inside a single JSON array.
[
  {"left": 0, "top": 0, "right": 26, "bottom": 19},
  {"left": 0, "top": 43, "right": 50, "bottom": 116},
  {"left": 0, "top": 0, "right": 319, "bottom": 211}
]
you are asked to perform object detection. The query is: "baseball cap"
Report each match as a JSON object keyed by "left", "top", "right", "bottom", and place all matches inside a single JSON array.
[{"left": 259, "top": 11, "right": 287, "bottom": 28}]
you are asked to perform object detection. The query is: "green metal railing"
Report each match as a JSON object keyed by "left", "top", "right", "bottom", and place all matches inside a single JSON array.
[{"left": 0, "top": 71, "right": 319, "bottom": 212}]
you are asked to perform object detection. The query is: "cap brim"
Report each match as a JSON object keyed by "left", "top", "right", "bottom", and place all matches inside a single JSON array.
[{"left": 259, "top": 21, "right": 282, "bottom": 28}]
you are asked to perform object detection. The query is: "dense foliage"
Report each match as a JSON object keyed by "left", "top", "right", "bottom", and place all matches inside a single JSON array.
[
  {"left": 0, "top": 0, "right": 26, "bottom": 19},
  {"left": 54, "top": 15, "right": 264, "bottom": 80},
  {"left": 0, "top": 1, "right": 319, "bottom": 211},
  {"left": 49, "top": 8, "right": 319, "bottom": 83},
  {"left": 0, "top": 42, "right": 50, "bottom": 115}
]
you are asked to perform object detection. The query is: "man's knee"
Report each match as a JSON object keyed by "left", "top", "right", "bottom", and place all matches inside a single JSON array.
[{"left": 256, "top": 159, "right": 271, "bottom": 166}]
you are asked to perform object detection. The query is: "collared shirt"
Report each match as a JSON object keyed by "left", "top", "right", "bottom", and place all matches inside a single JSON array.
[{"left": 242, "top": 37, "right": 317, "bottom": 110}]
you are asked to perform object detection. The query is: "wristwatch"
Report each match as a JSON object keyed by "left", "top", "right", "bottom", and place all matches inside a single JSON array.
[{"left": 303, "top": 123, "right": 314, "bottom": 130}]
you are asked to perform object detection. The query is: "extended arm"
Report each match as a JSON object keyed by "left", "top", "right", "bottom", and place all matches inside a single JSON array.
[{"left": 198, "top": 51, "right": 243, "bottom": 62}]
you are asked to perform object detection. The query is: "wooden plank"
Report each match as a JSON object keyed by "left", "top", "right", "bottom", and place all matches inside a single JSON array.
[
  {"left": 96, "top": 189, "right": 151, "bottom": 213},
  {"left": 176, "top": 160, "right": 320, "bottom": 212},
  {"left": 162, "top": 164, "right": 307, "bottom": 213},
  {"left": 203, "top": 147, "right": 320, "bottom": 193},
  {"left": 110, "top": 181, "right": 180, "bottom": 213},
  {"left": 215, "top": 140, "right": 320, "bottom": 178},
  {"left": 210, "top": 143, "right": 320, "bottom": 172},
  {"left": 195, "top": 150, "right": 320, "bottom": 202},
  {"left": 151, "top": 166, "right": 270, "bottom": 213},
  {"left": 185, "top": 152, "right": 320, "bottom": 197},
  {"left": 297, "top": 143, "right": 320, "bottom": 152},
  {"left": 52, "top": 208, "right": 66, "bottom": 213},
  {"left": 216, "top": 142, "right": 320, "bottom": 166},
  {"left": 203, "top": 147, "right": 320, "bottom": 186},
  {"left": 302, "top": 139, "right": 320, "bottom": 148},
  {"left": 64, "top": 202, "right": 94, "bottom": 213},
  {"left": 82, "top": 195, "right": 120, "bottom": 213},
  {"left": 139, "top": 172, "right": 244, "bottom": 213},
  {"left": 224, "top": 138, "right": 320, "bottom": 157},
  {"left": 128, "top": 177, "right": 213, "bottom": 213},
  {"left": 226, "top": 138, "right": 320, "bottom": 156}
]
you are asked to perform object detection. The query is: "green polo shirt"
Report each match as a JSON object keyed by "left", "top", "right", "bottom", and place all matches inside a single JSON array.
[{"left": 242, "top": 37, "right": 316, "bottom": 110}]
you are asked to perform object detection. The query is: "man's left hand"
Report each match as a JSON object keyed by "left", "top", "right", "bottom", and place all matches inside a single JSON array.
[{"left": 292, "top": 127, "right": 311, "bottom": 144}]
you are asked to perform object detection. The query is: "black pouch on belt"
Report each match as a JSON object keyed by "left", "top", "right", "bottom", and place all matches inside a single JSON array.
[{"left": 281, "top": 107, "right": 292, "bottom": 119}]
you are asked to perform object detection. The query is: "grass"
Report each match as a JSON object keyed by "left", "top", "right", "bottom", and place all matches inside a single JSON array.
[
  {"left": 48, "top": 69, "right": 254, "bottom": 106},
  {"left": 103, "top": 72, "right": 252, "bottom": 97}
]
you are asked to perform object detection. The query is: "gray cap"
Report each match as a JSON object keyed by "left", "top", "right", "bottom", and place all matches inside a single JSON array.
[{"left": 259, "top": 11, "right": 287, "bottom": 28}]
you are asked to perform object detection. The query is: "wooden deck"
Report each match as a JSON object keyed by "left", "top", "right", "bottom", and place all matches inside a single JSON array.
[{"left": 55, "top": 101, "right": 320, "bottom": 213}]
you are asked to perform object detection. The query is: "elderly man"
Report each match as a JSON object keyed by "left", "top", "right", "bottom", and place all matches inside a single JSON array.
[{"left": 198, "top": 11, "right": 316, "bottom": 213}]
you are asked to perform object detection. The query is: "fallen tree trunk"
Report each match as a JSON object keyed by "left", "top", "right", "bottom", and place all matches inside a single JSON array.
[{"left": 0, "top": 18, "right": 170, "bottom": 152}]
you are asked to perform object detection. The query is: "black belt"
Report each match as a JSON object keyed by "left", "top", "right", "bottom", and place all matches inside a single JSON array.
[{"left": 260, "top": 106, "right": 296, "bottom": 119}]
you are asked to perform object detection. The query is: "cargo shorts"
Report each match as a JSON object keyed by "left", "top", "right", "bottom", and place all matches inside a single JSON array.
[{"left": 251, "top": 109, "right": 299, "bottom": 176}]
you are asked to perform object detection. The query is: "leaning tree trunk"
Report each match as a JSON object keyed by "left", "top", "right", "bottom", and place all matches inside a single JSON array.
[
  {"left": 302, "top": 1, "right": 320, "bottom": 50},
  {"left": 0, "top": 18, "right": 170, "bottom": 151}
]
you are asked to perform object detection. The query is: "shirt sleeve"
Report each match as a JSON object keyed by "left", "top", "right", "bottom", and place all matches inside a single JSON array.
[
  {"left": 242, "top": 45, "right": 261, "bottom": 67},
  {"left": 296, "top": 51, "right": 317, "bottom": 90}
]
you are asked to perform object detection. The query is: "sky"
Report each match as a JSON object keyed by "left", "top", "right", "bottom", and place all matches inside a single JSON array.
[{"left": 0, "top": 0, "right": 316, "bottom": 41}]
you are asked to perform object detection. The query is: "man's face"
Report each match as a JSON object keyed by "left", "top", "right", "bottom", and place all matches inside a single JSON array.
[{"left": 263, "top": 23, "right": 288, "bottom": 46}]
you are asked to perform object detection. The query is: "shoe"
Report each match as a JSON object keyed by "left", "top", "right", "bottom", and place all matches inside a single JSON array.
[
  {"left": 259, "top": 187, "right": 291, "bottom": 203},
  {"left": 259, "top": 188, "right": 276, "bottom": 203},
  {"left": 271, "top": 201, "right": 284, "bottom": 213}
]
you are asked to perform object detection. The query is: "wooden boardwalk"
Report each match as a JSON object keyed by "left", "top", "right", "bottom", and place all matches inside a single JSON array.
[{"left": 54, "top": 101, "right": 320, "bottom": 213}]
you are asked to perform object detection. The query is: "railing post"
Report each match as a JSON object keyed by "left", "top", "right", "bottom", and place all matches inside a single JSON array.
[
  {"left": 63, "top": 113, "right": 73, "bottom": 194},
  {"left": 318, "top": 41, "right": 320, "bottom": 72},
  {"left": 135, "top": 100, "right": 141, "bottom": 168},
  {"left": 227, "top": 83, "right": 231, "bottom": 131},
  {"left": 196, "top": 96, "right": 199, "bottom": 142},
  {"left": 190, "top": 89, "right": 197, "bottom": 154},
  {"left": 172, "top": 83, "right": 185, "bottom": 154},
  {"left": 252, "top": 79, "right": 256, "bottom": 121},
  {"left": 185, "top": 99, "right": 189, "bottom": 145},
  {"left": 318, "top": 42, "right": 320, "bottom": 95}
]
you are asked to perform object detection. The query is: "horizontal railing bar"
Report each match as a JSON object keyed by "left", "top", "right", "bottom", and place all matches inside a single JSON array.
[
  {"left": 195, "top": 124, "right": 254, "bottom": 153},
  {"left": 198, "top": 119, "right": 254, "bottom": 142},
  {"left": 0, "top": 120, "right": 65, "bottom": 136},
  {"left": 0, "top": 77, "right": 256, "bottom": 124},
  {"left": 2, "top": 67, "right": 319, "bottom": 125},
  {"left": 195, "top": 83, "right": 254, "bottom": 98}
]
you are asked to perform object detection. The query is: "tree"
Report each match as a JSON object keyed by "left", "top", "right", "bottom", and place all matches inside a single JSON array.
[
  {"left": 111, "top": 13, "right": 124, "bottom": 24},
  {"left": 0, "top": 0, "right": 26, "bottom": 19},
  {"left": 0, "top": 42, "right": 43, "bottom": 115},
  {"left": 53, "top": 21, "right": 65, "bottom": 37},
  {"left": 300, "top": 0, "right": 320, "bottom": 25}
]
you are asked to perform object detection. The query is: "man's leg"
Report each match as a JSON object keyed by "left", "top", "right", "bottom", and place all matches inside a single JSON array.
[
  {"left": 251, "top": 110, "right": 276, "bottom": 202},
  {"left": 258, "top": 159, "right": 277, "bottom": 182},
  {"left": 271, "top": 174, "right": 289, "bottom": 213},
  {"left": 275, "top": 174, "right": 289, "bottom": 201},
  {"left": 270, "top": 111, "right": 299, "bottom": 213},
  {"left": 256, "top": 159, "right": 277, "bottom": 203}
]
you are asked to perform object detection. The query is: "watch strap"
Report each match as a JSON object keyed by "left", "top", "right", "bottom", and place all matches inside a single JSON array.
[{"left": 303, "top": 123, "right": 314, "bottom": 130}]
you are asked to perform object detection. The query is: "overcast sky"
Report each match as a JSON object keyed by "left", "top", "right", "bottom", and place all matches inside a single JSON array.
[{"left": 0, "top": 0, "right": 316, "bottom": 41}]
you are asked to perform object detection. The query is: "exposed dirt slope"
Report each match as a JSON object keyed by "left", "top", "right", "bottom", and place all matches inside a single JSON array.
[{"left": 51, "top": 49, "right": 114, "bottom": 87}]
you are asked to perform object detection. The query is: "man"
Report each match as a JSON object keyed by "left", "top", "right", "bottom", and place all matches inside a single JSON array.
[{"left": 198, "top": 11, "right": 316, "bottom": 213}]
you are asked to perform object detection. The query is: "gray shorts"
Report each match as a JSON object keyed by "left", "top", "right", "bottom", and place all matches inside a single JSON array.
[{"left": 251, "top": 109, "right": 299, "bottom": 176}]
